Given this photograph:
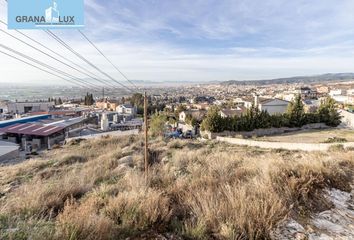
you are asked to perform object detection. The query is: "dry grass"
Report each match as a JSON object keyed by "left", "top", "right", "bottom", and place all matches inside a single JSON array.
[
  {"left": 257, "top": 128, "right": 354, "bottom": 143},
  {"left": 0, "top": 135, "right": 354, "bottom": 239}
]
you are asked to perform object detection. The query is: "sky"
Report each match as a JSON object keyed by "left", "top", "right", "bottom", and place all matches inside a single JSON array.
[{"left": 1, "top": 0, "right": 354, "bottom": 85}]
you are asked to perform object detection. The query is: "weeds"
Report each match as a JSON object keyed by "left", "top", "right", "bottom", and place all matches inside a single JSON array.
[{"left": 0, "top": 136, "right": 353, "bottom": 239}]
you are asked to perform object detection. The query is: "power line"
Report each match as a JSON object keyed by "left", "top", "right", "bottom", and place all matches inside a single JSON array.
[
  {"left": 45, "top": 30, "right": 135, "bottom": 93},
  {"left": 0, "top": 49, "right": 92, "bottom": 89},
  {"left": 0, "top": 43, "right": 102, "bottom": 91},
  {"left": 1, "top": 0, "right": 134, "bottom": 93},
  {"left": 0, "top": 20, "right": 109, "bottom": 84},
  {"left": 0, "top": 27, "right": 118, "bottom": 90},
  {"left": 0, "top": 43, "right": 100, "bottom": 90},
  {"left": 78, "top": 30, "right": 139, "bottom": 90}
]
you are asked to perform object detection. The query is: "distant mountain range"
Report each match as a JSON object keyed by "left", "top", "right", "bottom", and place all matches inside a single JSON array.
[{"left": 221, "top": 73, "right": 354, "bottom": 86}]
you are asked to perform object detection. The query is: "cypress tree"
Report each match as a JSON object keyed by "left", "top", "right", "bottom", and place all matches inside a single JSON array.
[{"left": 287, "top": 94, "right": 305, "bottom": 127}]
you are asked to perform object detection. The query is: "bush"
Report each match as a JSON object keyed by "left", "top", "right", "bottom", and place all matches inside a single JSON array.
[
  {"left": 104, "top": 189, "right": 171, "bottom": 233},
  {"left": 328, "top": 144, "right": 345, "bottom": 152},
  {"left": 56, "top": 198, "right": 115, "bottom": 240}
]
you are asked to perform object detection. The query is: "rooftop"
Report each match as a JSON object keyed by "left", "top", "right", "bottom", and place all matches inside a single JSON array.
[
  {"left": 0, "top": 123, "right": 64, "bottom": 137},
  {"left": 0, "top": 114, "right": 51, "bottom": 128},
  {"left": 43, "top": 117, "right": 86, "bottom": 128}
]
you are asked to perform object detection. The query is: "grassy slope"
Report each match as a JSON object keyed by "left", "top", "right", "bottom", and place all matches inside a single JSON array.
[{"left": 0, "top": 135, "right": 354, "bottom": 240}]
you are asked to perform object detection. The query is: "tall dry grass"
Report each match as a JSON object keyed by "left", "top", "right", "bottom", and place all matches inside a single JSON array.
[{"left": 0, "top": 135, "right": 353, "bottom": 239}]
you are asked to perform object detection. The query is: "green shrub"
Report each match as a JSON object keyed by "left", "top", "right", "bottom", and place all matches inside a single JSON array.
[{"left": 322, "top": 137, "right": 347, "bottom": 143}]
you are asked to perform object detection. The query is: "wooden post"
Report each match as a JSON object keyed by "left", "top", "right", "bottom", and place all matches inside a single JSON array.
[{"left": 144, "top": 92, "right": 149, "bottom": 181}]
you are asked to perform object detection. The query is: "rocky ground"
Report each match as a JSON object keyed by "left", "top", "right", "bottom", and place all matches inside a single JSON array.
[{"left": 273, "top": 188, "right": 354, "bottom": 240}]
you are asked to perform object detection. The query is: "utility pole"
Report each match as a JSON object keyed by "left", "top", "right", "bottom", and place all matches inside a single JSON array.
[
  {"left": 102, "top": 87, "right": 105, "bottom": 100},
  {"left": 144, "top": 91, "right": 149, "bottom": 181}
]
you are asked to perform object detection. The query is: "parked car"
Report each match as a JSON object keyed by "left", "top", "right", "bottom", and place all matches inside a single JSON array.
[
  {"left": 183, "top": 130, "right": 193, "bottom": 139},
  {"left": 165, "top": 131, "right": 182, "bottom": 139}
]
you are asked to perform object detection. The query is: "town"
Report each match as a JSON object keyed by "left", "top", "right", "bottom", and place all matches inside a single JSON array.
[{"left": 1, "top": 77, "right": 354, "bottom": 162}]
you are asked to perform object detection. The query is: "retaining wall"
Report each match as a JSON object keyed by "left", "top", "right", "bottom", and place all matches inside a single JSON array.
[
  {"left": 202, "top": 123, "right": 328, "bottom": 139},
  {"left": 341, "top": 110, "right": 354, "bottom": 129},
  {"left": 217, "top": 137, "right": 354, "bottom": 151}
]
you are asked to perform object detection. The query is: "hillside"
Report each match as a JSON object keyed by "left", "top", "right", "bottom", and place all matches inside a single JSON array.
[
  {"left": 221, "top": 73, "right": 354, "bottom": 85},
  {"left": 0, "top": 135, "right": 354, "bottom": 239}
]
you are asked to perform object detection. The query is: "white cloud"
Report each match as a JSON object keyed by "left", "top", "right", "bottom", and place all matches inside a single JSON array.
[{"left": 1, "top": 0, "right": 354, "bottom": 85}]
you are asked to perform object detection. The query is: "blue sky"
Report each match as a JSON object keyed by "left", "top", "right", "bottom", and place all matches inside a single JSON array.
[{"left": 1, "top": 0, "right": 354, "bottom": 84}]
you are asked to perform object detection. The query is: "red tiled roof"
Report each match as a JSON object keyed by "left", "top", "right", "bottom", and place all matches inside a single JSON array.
[{"left": 0, "top": 123, "right": 64, "bottom": 137}]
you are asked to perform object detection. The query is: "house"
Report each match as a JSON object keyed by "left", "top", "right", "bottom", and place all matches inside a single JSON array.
[
  {"left": 283, "top": 93, "right": 296, "bottom": 102},
  {"left": 303, "top": 99, "right": 321, "bottom": 113},
  {"left": 219, "top": 107, "right": 245, "bottom": 118},
  {"left": 165, "top": 104, "right": 175, "bottom": 112},
  {"left": 347, "top": 89, "right": 354, "bottom": 95},
  {"left": 348, "top": 95, "right": 354, "bottom": 105},
  {"left": 193, "top": 103, "right": 210, "bottom": 110},
  {"left": 96, "top": 100, "right": 118, "bottom": 111},
  {"left": 0, "top": 104, "right": 7, "bottom": 114},
  {"left": 233, "top": 97, "right": 254, "bottom": 108},
  {"left": 295, "top": 87, "right": 318, "bottom": 99},
  {"left": 7, "top": 101, "right": 54, "bottom": 114},
  {"left": 242, "top": 97, "right": 254, "bottom": 109},
  {"left": 179, "top": 110, "right": 206, "bottom": 123},
  {"left": 317, "top": 86, "right": 329, "bottom": 94},
  {"left": 258, "top": 98, "right": 291, "bottom": 115},
  {"left": 329, "top": 89, "right": 343, "bottom": 97},
  {"left": 239, "top": 95, "right": 270, "bottom": 109},
  {"left": 116, "top": 104, "right": 137, "bottom": 116},
  {"left": 332, "top": 95, "right": 349, "bottom": 104}
]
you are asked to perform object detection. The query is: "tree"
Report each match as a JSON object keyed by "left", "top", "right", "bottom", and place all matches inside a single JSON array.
[
  {"left": 200, "top": 106, "right": 223, "bottom": 132},
  {"left": 185, "top": 114, "right": 199, "bottom": 127},
  {"left": 175, "top": 105, "right": 187, "bottom": 114},
  {"left": 84, "top": 93, "right": 94, "bottom": 106},
  {"left": 168, "top": 116, "right": 177, "bottom": 126},
  {"left": 150, "top": 113, "right": 167, "bottom": 137},
  {"left": 174, "top": 105, "right": 187, "bottom": 119},
  {"left": 286, "top": 94, "right": 305, "bottom": 127},
  {"left": 317, "top": 97, "right": 341, "bottom": 127},
  {"left": 131, "top": 93, "right": 144, "bottom": 107}
]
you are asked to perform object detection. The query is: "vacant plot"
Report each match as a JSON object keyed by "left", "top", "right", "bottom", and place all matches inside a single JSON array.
[
  {"left": 0, "top": 135, "right": 354, "bottom": 239},
  {"left": 256, "top": 128, "right": 354, "bottom": 143}
]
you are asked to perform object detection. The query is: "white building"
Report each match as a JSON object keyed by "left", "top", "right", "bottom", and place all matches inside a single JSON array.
[
  {"left": 283, "top": 93, "right": 296, "bottom": 102},
  {"left": 101, "top": 113, "right": 109, "bottom": 131},
  {"left": 179, "top": 110, "right": 206, "bottom": 123},
  {"left": 329, "top": 89, "right": 343, "bottom": 97},
  {"left": 179, "top": 111, "right": 188, "bottom": 122},
  {"left": 258, "top": 98, "right": 290, "bottom": 115},
  {"left": 234, "top": 97, "right": 254, "bottom": 108},
  {"left": 7, "top": 102, "right": 54, "bottom": 114},
  {"left": 332, "top": 95, "right": 349, "bottom": 104},
  {"left": 244, "top": 95, "right": 290, "bottom": 115},
  {"left": 219, "top": 108, "right": 244, "bottom": 118},
  {"left": 347, "top": 89, "right": 354, "bottom": 95},
  {"left": 116, "top": 104, "right": 136, "bottom": 116},
  {"left": 0, "top": 105, "right": 7, "bottom": 114}
]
